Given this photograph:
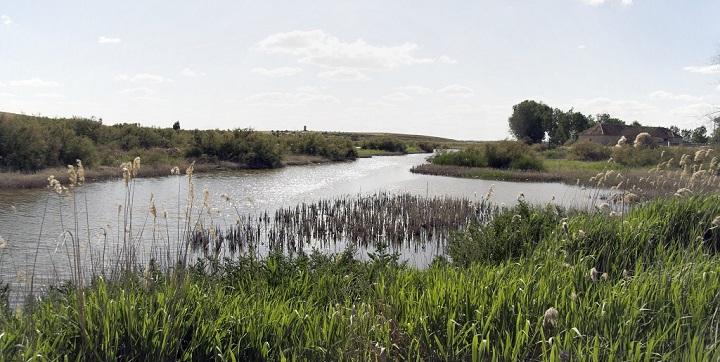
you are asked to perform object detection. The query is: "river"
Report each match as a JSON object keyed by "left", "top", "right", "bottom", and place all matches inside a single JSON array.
[{"left": 0, "top": 154, "right": 603, "bottom": 299}]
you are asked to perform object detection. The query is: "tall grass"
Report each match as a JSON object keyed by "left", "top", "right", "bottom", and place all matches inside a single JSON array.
[{"left": 1, "top": 158, "right": 720, "bottom": 360}]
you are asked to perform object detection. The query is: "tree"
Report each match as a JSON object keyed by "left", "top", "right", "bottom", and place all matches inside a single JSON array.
[
  {"left": 173, "top": 121, "right": 180, "bottom": 131},
  {"left": 508, "top": 100, "right": 553, "bottom": 144},
  {"left": 596, "top": 113, "right": 625, "bottom": 125},
  {"left": 691, "top": 125, "right": 709, "bottom": 144}
]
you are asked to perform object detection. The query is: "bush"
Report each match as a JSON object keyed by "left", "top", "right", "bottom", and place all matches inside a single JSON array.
[
  {"left": 430, "top": 141, "right": 544, "bottom": 171},
  {"left": 611, "top": 146, "right": 659, "bottom": 167},
  {"left": 570, "top": 141, "right": 611, "bottom": 161},
  {"left": 361, "top": 137, "right": 407, "bottom": 153},
  {"left": 430, "top": 147, "right": 486, "bottom": 168},
  {"left": 484, "top": 141, "right": 544, "bottom": 171}
]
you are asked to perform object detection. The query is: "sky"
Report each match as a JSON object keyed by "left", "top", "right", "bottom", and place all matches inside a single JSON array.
[{"left": 1, "top": 1, "right": 719, "bottom": 141}]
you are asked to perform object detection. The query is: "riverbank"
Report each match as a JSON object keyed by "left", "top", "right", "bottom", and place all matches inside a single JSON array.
[
  {"left": 0, "top": 154, "right": 338, "bottom": 190},
  {"left": 410, "top": 161, "right": 700, "bottom": 199}
]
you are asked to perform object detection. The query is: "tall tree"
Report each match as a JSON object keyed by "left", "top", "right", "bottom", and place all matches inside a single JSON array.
[
  {"left": 508, "top": 100, "right": 553, "bottom": 143},
  {"left": 596, "top": 113, "right": 625, "bottom": 125}
]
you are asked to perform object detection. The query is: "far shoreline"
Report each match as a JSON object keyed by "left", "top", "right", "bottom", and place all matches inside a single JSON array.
[{"left": 0, "top": 154, "right": 341, "bottom": 191}]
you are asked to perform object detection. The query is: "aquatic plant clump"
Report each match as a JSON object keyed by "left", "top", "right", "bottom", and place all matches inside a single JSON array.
[{"left": 187, "top": 193, "right": 495, "bottom": 256}]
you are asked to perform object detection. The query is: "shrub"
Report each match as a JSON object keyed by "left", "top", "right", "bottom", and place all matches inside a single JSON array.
[
  {"left": 611, "top": 146, "right": 659, "bottom": 167},
  {"left": 570, "top": 141, "right": 611, "bottom": 161},
  {"left": 361, "top": 137, "right": 407, "bottom": 153},
  {"left": 430, "top": 147, "right": 486, "bottom": 168},
  {"left": 484, "top": 141, "right": 544, "bottom": 171},
  {"left": 430, "top": 141, "right": 544, "bottom": 171}
]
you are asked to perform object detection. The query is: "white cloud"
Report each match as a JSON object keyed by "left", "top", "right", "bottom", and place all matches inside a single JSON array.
[
  {"left": 669, "top": 103, "right": 715, "bottom": 119},
  {"left": 1, "top": 15, "right": 13, "bottom": 26},
  {"left": 0, "top": 92, "right": 14, "bottom": 97},
  {"left": 383, "top": 92, "right": 412, "bottom": 101},
  {"left": 317, "top": 68, "right": 369, "bottom": 81},
  {"left": 181, "top": 68, "right": 205, "bottom": 77},
  {"left": 438, "top": 55, "right": 457, "bottom": 64},
  {"left": 98, "top": 36, "right": 122, "bottom": 44},
  {"left": 649, "top": 90, "right": 704, "bottom": 101},
  {"left": 9, "top": 78, "right": 61, "bottom": 87},
  {"left": 577, "top": 45, "right": 586, "bottom": 50},
  {"left": 116, "top": 73, "right": 173, "bottom": 83},
  {"left": 251, "top": 66, "right": 302, "bottom": 77},
  {"left": 573, "top": 97, "right": 656, "bottom": 118},
  {"left": 118, "top": 87, "right": 157, "bottom": 95},
  {"left": 395, "top": 86, "right": 433, "bottom": 95},
  {"left": 296, "top": 85, "right": 325, "bottom": 93},
  {"left": 580, "top": 0, "right": 633, "bottom": 5},
  {"left": 35, "top": 92, "right": 65, "bottom": 98},
  {"left": 247, "top": 91, "right": 340, "bottom": 106},
  {"left": 683, "top": 65, "right": 720, "bottom": 74},
  {"left": 649, "top": 90, "right": 674, "bottom": 99},
  {"left": 257, "top": 29, "right": 434, "bottom": 70},
  {"left": 438, "top": 85, "right": 474, "bottom": 97}
]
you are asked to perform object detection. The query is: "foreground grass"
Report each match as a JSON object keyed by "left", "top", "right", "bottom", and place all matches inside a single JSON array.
[{"left": 2, "top": 196, "right": 720, "bottom": 361}]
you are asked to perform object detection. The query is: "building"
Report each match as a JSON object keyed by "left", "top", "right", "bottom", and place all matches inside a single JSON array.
[{"left": 578, "top": 124, "right": 684, "bottom": 146}]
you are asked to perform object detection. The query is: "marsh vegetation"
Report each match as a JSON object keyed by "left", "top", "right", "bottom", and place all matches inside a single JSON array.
[{"left": 0, "top": 155, "right": 719, "bottom": 361}]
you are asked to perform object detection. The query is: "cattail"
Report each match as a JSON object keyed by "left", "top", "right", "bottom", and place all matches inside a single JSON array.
[
  {"left": 186, "top": 161, "right": 195, "bottom": 178},
  {"left": 517, "top": 192, "right": 524, "bottom": 201},
  {"left": 623, "top": 192, "right": 639, "bottom": 203},
  {"left": 122, "top": 166, "right": 131, "bottom": 187},
  {"left": 674, "top": 188, "right": 693, "bottom": 198},
  {"left": 562, "top": 221, "right": 569, "bottom": 235},
  {"left": 483, "top": 184, "right": 494, "bottom": 201},
  {"left": 601, "top": 272, "right": 609, "bottom": 282},
  {"left": 132, "top": 157, "right": 141, "bottom": 177},
  {"left": 47, "top": 175, "right": 63, "bottom": 194},
  {"left": 622, "top": 269, "right": 630, "bottom": 279},
  {"left": 694, "top": 149, "right": 706, "bottom": 162},
  {"left": 67, "top": 165, "right": 78, "bottom": 187},
  {"left": 76, "top": 160, "right": 85, "bottom": 185},
  {"left": 149, "top": 194, "right": 157, "bottom": 219},
  {"left": 221, "top": 193, "right": 232, "bottom": 202},
  {"left": 590, "top": 267, "right": 599, "bottom": 283},
  {"left": 0, "top": 235, "right": 6, "bottom": 249},
  {"left": 570, "top": 292, "right": 578, "bottom": 303},
  {"left": 171, "top": 166, "right": 180, "bottom": 175},
  {"left": 690, "top": 170, "right": 707, "bottom": 185},
  {"left": 543, "top": 307, "right": 559, "bottom": 328},
  {"left": 578, "top": 229, "right": 585, "bottom": 238}
]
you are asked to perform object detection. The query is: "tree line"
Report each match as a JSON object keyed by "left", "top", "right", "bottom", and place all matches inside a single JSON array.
[{"left": 508, "top": 100, "right": 719, "bottom": 145}]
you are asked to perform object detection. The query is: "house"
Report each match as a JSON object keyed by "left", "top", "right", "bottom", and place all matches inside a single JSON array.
[{"left": 578, "top": 124, "right": 684, "bottom": 146}]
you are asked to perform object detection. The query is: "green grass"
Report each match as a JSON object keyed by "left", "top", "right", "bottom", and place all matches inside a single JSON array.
[
  {"left": 544, "top": 158, "right": 628, "bottom": 172},
  {"left": 2, "top": 195, "right": 720, "bottom": 360}
]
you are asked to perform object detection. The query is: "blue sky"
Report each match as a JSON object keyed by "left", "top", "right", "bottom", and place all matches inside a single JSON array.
[{"left": 1, "top": 0, "right": 719, "bottom": 140}]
